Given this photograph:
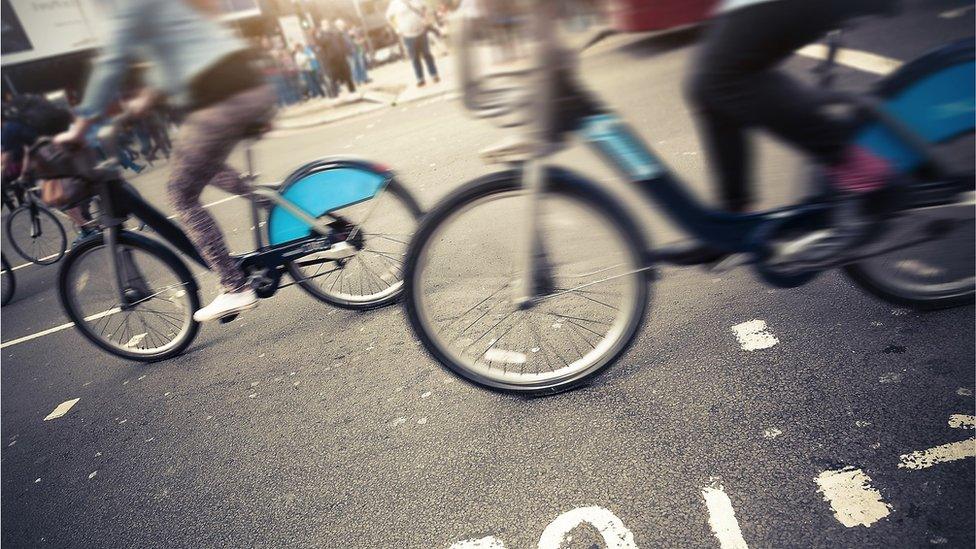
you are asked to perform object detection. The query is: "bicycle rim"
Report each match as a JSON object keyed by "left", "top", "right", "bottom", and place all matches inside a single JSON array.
[
  {"left": 410, "top": 185, "right": 646, "bottom": 393},
  {"left": 62, "top": 241, "right": 196, "bottom": 358},
  {"left": 289, "top": 181, "right": 420, "bottom": 308}
]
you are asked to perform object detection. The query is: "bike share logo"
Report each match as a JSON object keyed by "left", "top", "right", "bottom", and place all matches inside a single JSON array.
[{"left": 581, "top": 114, "right": 663, "bottom": 180}]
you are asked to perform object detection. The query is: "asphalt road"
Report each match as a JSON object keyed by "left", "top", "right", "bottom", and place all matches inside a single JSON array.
[{"left": 2, "top": 2, "right": 974, "bottom": 547}]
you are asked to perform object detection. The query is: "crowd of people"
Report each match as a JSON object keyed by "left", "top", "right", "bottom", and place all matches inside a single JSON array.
[{"left": 259, "top": 18, "right": 374, "bottom": 107}]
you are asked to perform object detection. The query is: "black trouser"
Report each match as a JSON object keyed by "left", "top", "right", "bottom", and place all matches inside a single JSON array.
[
  {"left": 686, "top": 0, "right": 893, "bottom": 211},
  {"left": 327, "top": 57, "right": 356, "bottom": 95}
]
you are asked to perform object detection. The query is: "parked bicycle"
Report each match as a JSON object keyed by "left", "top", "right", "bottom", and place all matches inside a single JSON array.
[
  {"left": 28, "top": 119, "right": 421, "bottom": 361},
  {"left": 403, "top": 4, "right": 975, "bottom": 394},
  {"left": 2, "top": 175, "right": 68, "bottom": 265}
]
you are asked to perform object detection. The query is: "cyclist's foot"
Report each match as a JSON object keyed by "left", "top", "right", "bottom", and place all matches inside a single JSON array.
[
  {"left": 71, "top": 227, "right": 97, "bottom": 248},
  {"left": 773, "top": 147, "right": 893, "bottom": 269},
  {"left": 193, "top": 289, "right": 258, "bottom": 322}
]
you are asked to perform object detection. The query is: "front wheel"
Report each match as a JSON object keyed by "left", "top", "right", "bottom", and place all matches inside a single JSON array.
[
  {"left": 58, "top": 231, "right": 201, "bottom": 361},
  {"left": 6, "top": 204, "right": 67, "bottom": 265},
  {"left": 404, "top": 168, "right": 650, "bottom": 395},
  {"left": 286, "top": 177, "right": 423, "bottom": 309}
]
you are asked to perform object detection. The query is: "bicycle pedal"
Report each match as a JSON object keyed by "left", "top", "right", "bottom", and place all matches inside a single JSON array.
[{"left": 219, "top": 314, "right": 239, "bottom": 324}]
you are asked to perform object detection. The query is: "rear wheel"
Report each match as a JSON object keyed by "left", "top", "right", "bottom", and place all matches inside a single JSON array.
[
  {"left": 6, "top": 204, "right": 67, "bottom": 265},
  {"left": 287, "top": 178, "right": 422, "bottom": 309},
  {"left": 58, "top": 231, "right": 201, "bottom": 361},
  {"left": 845, "top": 131, "right": 974, "bottom": 309}
]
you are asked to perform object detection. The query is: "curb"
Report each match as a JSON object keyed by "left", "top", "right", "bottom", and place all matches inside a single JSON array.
[{"left": 269, "top": 88, "right": 457, "bottom": 134}]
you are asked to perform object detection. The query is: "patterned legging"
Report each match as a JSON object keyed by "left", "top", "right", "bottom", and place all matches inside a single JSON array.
[{"left": 168, "top": 85, "right": 276, "bottom": 290}]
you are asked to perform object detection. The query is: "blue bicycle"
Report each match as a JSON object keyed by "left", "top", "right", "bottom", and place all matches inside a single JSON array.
[
  {"left": 403, "top": 5, "right": 975, "bottom": 394},
  {"left": 29, "top": 124, "right": 421, "bottom": 361}
]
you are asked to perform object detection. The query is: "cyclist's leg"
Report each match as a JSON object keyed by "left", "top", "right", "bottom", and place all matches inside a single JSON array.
[
  {"left": 168, "top": 85, "right": 275, "bottom": 294},
  {"left": 687, "top": 0, "right": 869, "bottom": 197}
]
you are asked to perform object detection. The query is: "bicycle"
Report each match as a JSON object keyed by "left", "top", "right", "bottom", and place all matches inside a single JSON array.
[
  {"left": 29, "top": 120, "right": 422, "bottom": 361},
  {"left": 2, "top": 175, "right": 68, "bottom": 265},
  {"left": 402, "top": 3, "right": 975, "bottom": 395},
  {"left": 1, "top": 253, "right": 14, "bottom": 306}
]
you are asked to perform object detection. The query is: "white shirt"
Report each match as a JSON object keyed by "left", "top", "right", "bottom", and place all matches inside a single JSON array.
[{"left": 386, "top": 0, "right": 428, "bottom": 38}]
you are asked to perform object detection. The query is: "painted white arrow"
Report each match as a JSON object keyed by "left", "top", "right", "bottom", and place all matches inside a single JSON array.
[{"left": 898, "top": 415, "right": 976, "bottom": 470}]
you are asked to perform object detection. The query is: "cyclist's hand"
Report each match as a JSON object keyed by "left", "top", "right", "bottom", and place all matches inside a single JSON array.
[
  {"left": 53, "top": 119, "right": 91, "bottom": 147},
  {"left": 127, "top": 88, "right": 160, "bottom": 117}
]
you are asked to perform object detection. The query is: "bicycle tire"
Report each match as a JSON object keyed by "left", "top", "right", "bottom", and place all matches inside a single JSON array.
[
  {"left": 287, "top": 177, "right": 423, "bottom": 310},
  {"left": 58, "top": 231, "right": 201, "bottom": 361},
  {"left": 1, "top": 254, "right": 14, "bottom": 307},
  {"left": 403, "top": 168, "right": 650, "bottom": 395},
  {"left": 5, "top": 205, "right": 67, "bottom": 265},
  {"left": 845, "top": 131, "right": 974, "bottom": 310}
]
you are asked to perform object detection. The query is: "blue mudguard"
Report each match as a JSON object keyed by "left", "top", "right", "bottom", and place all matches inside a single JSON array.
[
  {"left": 855, "top": 39, "right": 975, "bottom": 172},
  {"left": 266, "top": 157, "right": 392, "bottom": 246}
]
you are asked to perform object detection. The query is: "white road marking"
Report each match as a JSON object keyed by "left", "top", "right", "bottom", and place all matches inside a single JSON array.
[
  {"left": 44, "top": 398, "right": 80, "bottom": 421},
  {"left": 702, "top": 479, "right": 750, "bottom": 549},
  {"left": 948, "top": 414, "right": 976, "bottom": 430},
  {"left": 484, "top": 348, "right": 527, "bottom": 364},
  {"left": 731, "top": 320, "right": 779, "bottom": 351},
  {"left": 939, "top": 5, "right": 974, "bottom": 18},
  {"left": 450, "top": 536, "right": 506, "bottom": 549},
  {"left": 762, "top": 428, "right": 783, "bottom": 439},
  {"left": 795, "top": 45, "right": 902, "bottom": 75},
  {"left": 1, "top": 307, "right": 121, "bottom": 350},
  {"left": 538, "top": 506, "right": 637, "bottom": 549},
  {"left": 124, "top": 333, "right": 148, "bottom": 348},
  {"left": 815, "top": 467, "right": 891, "bottom": 527},
  {"left": 898, "top": 438, "right": 976, "bottom": 469}
]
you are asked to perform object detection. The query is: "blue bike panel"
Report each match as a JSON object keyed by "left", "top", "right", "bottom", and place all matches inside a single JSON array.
[
  {"left": 581, "top": 114, "right": 664, "bottom": 180},
  {"left": 856, "top": 61, "right": 975, "bottom": 171},
  {"left": 267, "top": 167, "right": 386, "bottom": 245}
]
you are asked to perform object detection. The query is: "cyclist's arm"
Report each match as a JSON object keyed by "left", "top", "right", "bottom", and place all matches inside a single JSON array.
[{"left": 75, "top": 1, "right": 148, "bottom": 121}]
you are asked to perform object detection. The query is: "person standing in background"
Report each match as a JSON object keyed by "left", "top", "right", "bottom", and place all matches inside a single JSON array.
[
  {"left": 315, "top": 20, "right": 357, "bottom": 96},
  {"left": 293, "top": 43, "right": 325, "bottom": 99},
  {"left": 386, "top": 0, "right": 440, "bottom": 87}
]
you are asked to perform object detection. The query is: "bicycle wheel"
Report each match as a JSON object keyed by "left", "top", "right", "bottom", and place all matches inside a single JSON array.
[
  {"left": 58, "top": 231, "right": 201, "bottom": 361},
  {"left": 404, "top": 168, "right": 650, "bottom": 395},
  {"left": 1, "top": 254, "right": 14, "bottom": 307},
  {"left": 5, "top": 204, "right": 67, "bottom": 265},
  {"left": 287, "top": 177, "right": 423, "bottom": 309},
  {"left": 845, "top": 132, "right": 975, "bottom": 309}
]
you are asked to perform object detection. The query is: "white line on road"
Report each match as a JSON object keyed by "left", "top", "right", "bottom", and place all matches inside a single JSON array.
[
  {"left": 44, "top": 398, "right": 80, "bottom": 421},
  {"left": 948, "top": 414, "right": 976, "bottom": 430},
  {"left": 1, "top": 307, "right": 120, "bottom": 350},
  {"left": 449, "top": 536, "right": 507, "bottom": 549},
  {"left": 731, "top": 320, "right": 779, "bottom": 351},
  {"left": 702, "top": 479, "right": 749, "bottom": 549},
  {"left": 537, "top": 506, "right": 638, "bottom": 549},
  {"left": 939, "top": 5, "right": 974, "bottom": 18},
  {"left": 815, "top": 467, "right": 891, "bottom": 528},
  {"left": 796, "top": 45, "right": 903, "bottom": 76},
  {"left": 898, "top": 438, "right": 976, "bottom": 469}
]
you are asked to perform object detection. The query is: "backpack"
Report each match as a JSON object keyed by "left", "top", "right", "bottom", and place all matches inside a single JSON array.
[{"left": 9, "top": 94, "right": 72, "bottom": 137}]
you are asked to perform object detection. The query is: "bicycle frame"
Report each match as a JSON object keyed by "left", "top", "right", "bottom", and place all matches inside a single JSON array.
[{"left": 514, "top": 0, "right": 974, "bottom": 303}]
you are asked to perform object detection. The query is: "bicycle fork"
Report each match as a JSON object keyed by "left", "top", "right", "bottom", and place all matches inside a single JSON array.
[{"left": 515, "top": 160, "right": 552, "bottom": 308}]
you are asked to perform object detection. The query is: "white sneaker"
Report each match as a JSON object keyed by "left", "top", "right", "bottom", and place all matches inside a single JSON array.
[{"left": 193, "top": 289, "right": 259, "bottom": 322}]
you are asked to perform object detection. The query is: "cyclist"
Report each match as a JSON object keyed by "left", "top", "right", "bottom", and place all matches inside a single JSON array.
[
  {"left": 678, "top": 0, "right": 899, "bottom": 267},
  {"left": 55, "top": 0, "right": 276, "bottom": 322}
]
